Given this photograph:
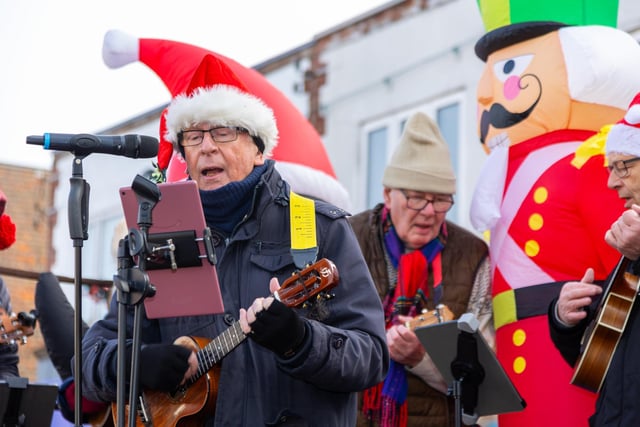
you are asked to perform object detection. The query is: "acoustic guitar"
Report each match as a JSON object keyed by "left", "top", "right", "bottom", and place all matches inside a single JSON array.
[
  {"left": 0, "top": 307, "right": 37, "bottom": 346},
  {"left": 571, "top": 257, "right": 640, "bottom": 392},
  {"left": 112, "top": 258, "right": 339, "bottom": 427}
]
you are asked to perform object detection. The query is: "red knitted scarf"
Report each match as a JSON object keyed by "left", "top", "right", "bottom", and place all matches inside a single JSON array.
[{"left": 363, "top": 249, "right": 443, "bottom": 426}]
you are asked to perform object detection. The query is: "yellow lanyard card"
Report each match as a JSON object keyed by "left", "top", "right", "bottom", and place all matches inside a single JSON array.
[{"left": 289, "top": 191, "right": 317, "bottom": 267}]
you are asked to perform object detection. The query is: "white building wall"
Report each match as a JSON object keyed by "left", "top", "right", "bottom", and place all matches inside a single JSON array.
[
  {"left": 319, "top": 0, "right": 486, "bottom": 226},
  {"left": 265, "top": 60, "right": 311, "bottom": 118}
]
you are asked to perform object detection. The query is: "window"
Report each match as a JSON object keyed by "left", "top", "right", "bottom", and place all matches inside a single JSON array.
[
  {"left": 436, "top": 102, "right": 460, "bottom": 220},
  {"left": 366, "top": 127, "right": 388, "bottom": 208}
]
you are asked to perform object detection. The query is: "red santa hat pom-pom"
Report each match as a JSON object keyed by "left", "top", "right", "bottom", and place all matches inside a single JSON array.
[{"left": 0, "top": 215, "right": 16, "bottom": 250}]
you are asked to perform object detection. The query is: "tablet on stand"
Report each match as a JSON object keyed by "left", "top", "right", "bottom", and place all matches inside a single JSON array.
[{"left": 119, "top": 180, "right": 224, "bottom": 318}]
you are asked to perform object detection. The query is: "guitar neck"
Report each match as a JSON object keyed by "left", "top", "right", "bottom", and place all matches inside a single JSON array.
[
  {"left": 598, "top": 257, "right": 629, "bottom": 302},
  {"left": 189, "top": 322, "right": 246, "bottom": 384},
  {"left": 182, "top": 258, "right": 339, "bottom": 386}
]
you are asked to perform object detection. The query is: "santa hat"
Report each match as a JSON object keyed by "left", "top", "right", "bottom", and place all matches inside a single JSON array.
[
  {"left": 0, "top": 189, "right": 16, "bottom": 250},
  {"left": 164, "top": 58, "right": 278, "bottom": 156},
  {"left": 606, "top": 92, "right": 640, "bottom": 156},
  {"left": 102, "top": 30, "right": 351, "bottom": 209}
]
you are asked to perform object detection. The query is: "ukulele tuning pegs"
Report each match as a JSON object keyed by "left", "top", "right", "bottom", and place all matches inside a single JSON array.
[
  {"left": 18, "top": 310, "right": 38, "bottom": 328},
  {"left": 0, "top": 335, "right": 15, "bottom": 346}
]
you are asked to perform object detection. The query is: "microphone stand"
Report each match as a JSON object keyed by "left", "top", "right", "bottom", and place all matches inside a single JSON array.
[
  {"left": 112, "top": 175, "right": 159, "bottom": 427},
  {"left": 67, "top": 155, "right": 90, "bottom": 427}
]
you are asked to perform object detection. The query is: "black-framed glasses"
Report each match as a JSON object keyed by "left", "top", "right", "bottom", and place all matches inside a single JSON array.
[
  {"left": 399, "top": 190, "right": 454, "bottom": 213},
  {"left": 608, "top": 157, "right": 640, "bottom": 178},
  {"left": 179, "top": 126, "right": 249, "bottom": 147}
]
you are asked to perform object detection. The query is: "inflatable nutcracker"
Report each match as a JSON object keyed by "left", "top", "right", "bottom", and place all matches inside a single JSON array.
[{"left": 471, "top": 0, "right": 640, "bottom": 425}]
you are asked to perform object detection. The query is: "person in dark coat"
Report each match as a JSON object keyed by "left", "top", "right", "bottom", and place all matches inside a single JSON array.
[
  {"left": 0, "top": 188, "right": 20, "bottom": 380},
  {"left": 549, "top": 93, "right": 640, "bottom": 426},
  {"left": 78, "top": 54, "right": 388, "bottom": 426}
]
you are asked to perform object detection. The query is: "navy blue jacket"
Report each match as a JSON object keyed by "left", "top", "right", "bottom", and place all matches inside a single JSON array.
[{"left": 79, "top": 163, "right": 389, "bottom": 426}]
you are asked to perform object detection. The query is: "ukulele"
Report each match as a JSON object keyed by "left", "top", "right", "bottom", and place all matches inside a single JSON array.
[
  {"left": 0, "top": 307, "right": 37, "bottom": 345},
  {"left": 405, "top": 304, "right": 455, "bottom": 330},
  {"left": 112, "top": 258, "right": 339, "bottom": 427},
  {"left": 571, "top": 257, "right": 640, "bottom": 392}
]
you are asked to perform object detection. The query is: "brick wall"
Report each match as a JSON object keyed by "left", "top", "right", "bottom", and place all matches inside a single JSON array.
[{"left": 0, "top": 163, "right": 56, "bottom": 381}]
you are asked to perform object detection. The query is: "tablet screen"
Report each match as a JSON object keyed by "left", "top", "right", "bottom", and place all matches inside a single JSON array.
[{"left": 119, "top": 179, "right": 224, "bottom": 318}]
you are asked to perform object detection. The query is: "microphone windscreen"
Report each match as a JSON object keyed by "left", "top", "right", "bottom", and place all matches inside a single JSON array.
[
  {"left": 138, "top": 135, "right": 160, "bottom": 158},
  {"left": 123, "top": 135, "right": 159, "bottom": 158}
]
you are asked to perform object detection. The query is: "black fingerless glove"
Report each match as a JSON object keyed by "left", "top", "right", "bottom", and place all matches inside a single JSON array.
[
  {"left": 137, "top": 344, "right": 191, "bottom": 391},
  {"left": 249, "top": 299, "right": 307, "bottom": 358}
]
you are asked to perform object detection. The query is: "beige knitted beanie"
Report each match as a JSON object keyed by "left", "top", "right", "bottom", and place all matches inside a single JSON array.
[{"left": 382, "top": 111, "right": 456, "bottom": 194}]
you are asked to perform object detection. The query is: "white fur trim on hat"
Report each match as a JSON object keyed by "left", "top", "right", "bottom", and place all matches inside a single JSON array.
[
  {"left": 606, "top": 124, "right": 640, "bottom": 156},
  {"left": 165, "top": 85, "right": 279, "bottom": 157},
  {"left": 606, "top": 97, "right": 640, "bottom": 156}
]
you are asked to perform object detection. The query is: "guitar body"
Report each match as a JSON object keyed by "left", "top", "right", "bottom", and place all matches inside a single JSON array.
[
  {"left": 112, "top": 336, "right": 218, "bottom": 427},
  {"left": 88, "top": 406, "right": 115, "bottom": 427},
  {"left": 571, "top": 258, "right": 640, "bottom": 392}
]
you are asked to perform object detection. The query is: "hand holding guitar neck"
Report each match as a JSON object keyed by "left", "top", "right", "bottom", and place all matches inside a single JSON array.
[
  {"left": 556, "top": 268, "right": 601, "bottom": 327},
  {"left": 247, "top": 298, "right": 307, "bottom": 358},
  {"left": 240, "top": 277, "right": 308, "bottom": 358},
  {"left": 388, "top": 304, "right": 455, "bottom": 368}
]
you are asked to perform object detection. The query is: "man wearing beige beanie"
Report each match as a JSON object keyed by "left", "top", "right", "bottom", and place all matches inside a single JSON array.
[{"left": 350, "top": 111, "right": 494, "bottom": 427}]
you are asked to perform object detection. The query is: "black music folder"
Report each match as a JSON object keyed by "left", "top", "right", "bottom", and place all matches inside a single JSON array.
[
  {"left": 414, "top": 314, "right": 526, "bottom": 423},
  {"left": 0, "top": 377, "right": 58, "bottom": 427}
]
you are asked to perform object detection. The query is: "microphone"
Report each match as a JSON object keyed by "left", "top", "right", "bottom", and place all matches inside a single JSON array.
[{"left": 26, "top": 133, "right": 159, "bottom": 159}]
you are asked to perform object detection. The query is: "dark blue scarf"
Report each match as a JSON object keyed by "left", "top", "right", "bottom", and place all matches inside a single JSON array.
[{"left": 199, "top": 162, "right": 268, "bottom": 234}]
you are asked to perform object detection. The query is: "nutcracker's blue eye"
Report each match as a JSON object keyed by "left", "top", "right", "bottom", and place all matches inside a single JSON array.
[
  {"left": 503, "top": 60, "right": 515, "bottom": 74},
  {"left": 493, "top": 55, "right": 534, "bottom": 82}
]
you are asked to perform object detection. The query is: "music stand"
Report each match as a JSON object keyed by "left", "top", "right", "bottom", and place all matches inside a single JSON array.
[
  {"left": 0, "top": 377, "right": 58, "bottom": 427},
  {"left": 414, "top": 314, "right": 526, "bottom": 426}
]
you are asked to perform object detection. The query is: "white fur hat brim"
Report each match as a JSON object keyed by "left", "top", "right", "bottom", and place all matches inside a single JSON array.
[
  {"left": 606, "top": 124, "right": 640, "bottom": 156},
  {"left": 606, "top": 102, "right": 640, "bottom": 156},
  {"left": 164, "top": 84, "right": 279, "bottom": 157}
]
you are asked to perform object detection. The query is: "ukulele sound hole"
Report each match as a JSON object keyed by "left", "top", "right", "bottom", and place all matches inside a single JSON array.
[{"left": 169, "top": 387, "right": 187, "bottom": 401}]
